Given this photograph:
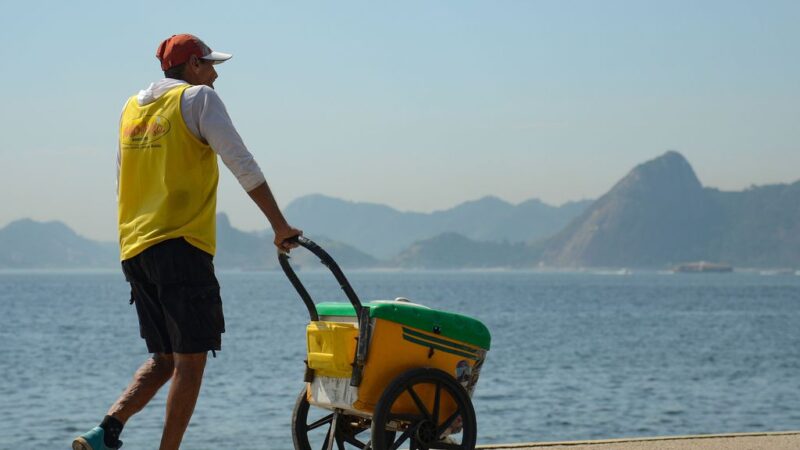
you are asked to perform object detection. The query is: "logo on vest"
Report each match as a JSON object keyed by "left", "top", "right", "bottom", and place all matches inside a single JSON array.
[{"left": 121, "top": 115, "right": 171, "bottom": 147}]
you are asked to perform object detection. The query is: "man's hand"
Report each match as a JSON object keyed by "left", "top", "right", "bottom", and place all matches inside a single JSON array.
[
  {"left": 246, "top": 181, "right": 303, "bottom": 253},
  {"left": 274, "top": 226, "right": 303, "bottom": 253}
]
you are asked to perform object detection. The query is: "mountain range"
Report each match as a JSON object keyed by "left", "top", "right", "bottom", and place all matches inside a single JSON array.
[
  {"left": 283, "top": 194, "right": 590, "bottom": 259},
  {"left": 2, "top": 151, "right": 798, "bottom": 269}
]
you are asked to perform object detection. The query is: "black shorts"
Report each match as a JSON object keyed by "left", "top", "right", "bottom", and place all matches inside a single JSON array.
[{"left": 122, "top": 238, "right": 225, "bottom": 354}]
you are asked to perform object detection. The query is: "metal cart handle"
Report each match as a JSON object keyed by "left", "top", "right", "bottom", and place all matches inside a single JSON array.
[{"left": 278, "top": 236, "right": 364, "bottom": 322}]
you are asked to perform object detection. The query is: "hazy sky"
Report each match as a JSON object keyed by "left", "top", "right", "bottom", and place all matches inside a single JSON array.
[{"left": 1, "top": 1, "right": 798, "bottom": 241}]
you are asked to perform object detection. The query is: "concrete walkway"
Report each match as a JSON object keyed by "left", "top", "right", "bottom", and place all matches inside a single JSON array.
[{"left": 478, "top": 431, "right": 800, "bottom": 450}]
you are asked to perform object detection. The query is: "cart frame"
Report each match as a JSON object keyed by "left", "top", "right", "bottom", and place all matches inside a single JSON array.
[{"left": 280, "top": 237, "right": 482, "bottom": 450}]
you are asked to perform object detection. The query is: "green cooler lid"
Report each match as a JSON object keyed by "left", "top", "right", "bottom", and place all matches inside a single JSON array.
[{"left": 315, "top": 300, "right": 491, "bottom": 350}]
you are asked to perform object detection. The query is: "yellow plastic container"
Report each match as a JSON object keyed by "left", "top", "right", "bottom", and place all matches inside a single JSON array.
[{"left": 306, "top": 321, "right": 359, "bottom": 378}]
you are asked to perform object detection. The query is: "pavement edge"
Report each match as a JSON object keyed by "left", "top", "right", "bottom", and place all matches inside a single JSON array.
[{"left": 476, "top": 430, "right": 800, "bottom": 449}]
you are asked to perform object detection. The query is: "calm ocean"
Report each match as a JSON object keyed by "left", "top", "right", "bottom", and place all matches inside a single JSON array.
[{"left": 1, "top": 269, "right": 799, "bottom": 449}]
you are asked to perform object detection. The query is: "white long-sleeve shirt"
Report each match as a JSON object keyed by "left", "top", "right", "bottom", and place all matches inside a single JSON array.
[{"left": 117, "top": 78, "right": 266, "bottom": 193}]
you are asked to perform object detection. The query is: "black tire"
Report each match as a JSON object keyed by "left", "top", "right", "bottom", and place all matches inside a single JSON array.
[
  {"left": 292, "top": 385, "right": 378, "bottom": 450},
  {"left": 370, "top": 368, "right": 477, "bottom": 450}
]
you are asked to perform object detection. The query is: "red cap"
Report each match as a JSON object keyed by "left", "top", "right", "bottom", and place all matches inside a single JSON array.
[{"left": 155, "top": 34, "right": 232, "bottom": 71}]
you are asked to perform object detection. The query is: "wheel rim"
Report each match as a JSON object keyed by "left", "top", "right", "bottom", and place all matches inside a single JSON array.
[{"left": 371, "top": 368, "right": 477, "bottom": 450}]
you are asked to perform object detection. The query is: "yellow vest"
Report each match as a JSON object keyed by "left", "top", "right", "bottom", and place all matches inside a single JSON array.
[{"left": 118, "top": 84, "right": 219, "bottom": 260}]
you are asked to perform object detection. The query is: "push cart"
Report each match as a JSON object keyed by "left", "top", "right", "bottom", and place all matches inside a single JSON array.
[{"left": 279, "top": 237, "right": 491, "bottom": 450}]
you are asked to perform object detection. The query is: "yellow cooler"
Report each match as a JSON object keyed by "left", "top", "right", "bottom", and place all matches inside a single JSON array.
[{"left": 306, "top": 299, "right": 490, "bottom": 417}]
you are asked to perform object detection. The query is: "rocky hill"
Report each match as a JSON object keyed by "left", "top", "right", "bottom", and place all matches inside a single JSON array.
[
  {"left": 538, "top": 151, "right": 800, "bottom": 268},
  {"left": 392, "top": 232, "right": 531, "bottom": 269},
  {"left": 703, "top": 181, "right": 800, "bottom": 267},
  {"left": 0, "top": 219, "right": 117, "bottom": 268}
]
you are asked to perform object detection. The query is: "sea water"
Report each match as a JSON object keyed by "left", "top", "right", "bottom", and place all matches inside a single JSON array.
[{"left": 1, "top": 270, "right": 799, "bottom": 449}]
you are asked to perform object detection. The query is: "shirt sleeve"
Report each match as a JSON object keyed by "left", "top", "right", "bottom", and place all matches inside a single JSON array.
[{"left": 186, "top": 86, "right": 267, "bottom": 192}]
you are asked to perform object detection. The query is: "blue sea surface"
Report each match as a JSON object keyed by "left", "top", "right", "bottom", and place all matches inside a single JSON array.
[{"left": 1, "top": 269, "right": 799, "bottom": 449}]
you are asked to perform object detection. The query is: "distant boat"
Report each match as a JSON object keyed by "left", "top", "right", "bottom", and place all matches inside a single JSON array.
[{"left": 673, "top": 261, "right": 733, "bottom": 273}]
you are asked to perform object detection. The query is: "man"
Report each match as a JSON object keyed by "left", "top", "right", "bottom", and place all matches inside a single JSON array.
[{"left": 73, "top": 34, "right": 302, "bottom": 450}]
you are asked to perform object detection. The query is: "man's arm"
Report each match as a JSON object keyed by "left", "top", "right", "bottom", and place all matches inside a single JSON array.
[
  {"left": 184, "top": 86, "right": 301, "bottom": 250},
  {"left": 247, "top": 181, "right": 302, "bottom": 251},
  {"left": 188, "top": 86, "right": 268, "bottom": 192}
]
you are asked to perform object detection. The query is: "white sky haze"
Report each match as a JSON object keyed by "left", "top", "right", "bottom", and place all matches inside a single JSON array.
[{"left": 1, "top": 1, "right": 798, "bottom": 241}]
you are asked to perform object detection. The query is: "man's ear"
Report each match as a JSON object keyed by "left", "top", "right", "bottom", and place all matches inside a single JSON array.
[{"left": 188, "top": 55, "right": 200, "bottom": 72}]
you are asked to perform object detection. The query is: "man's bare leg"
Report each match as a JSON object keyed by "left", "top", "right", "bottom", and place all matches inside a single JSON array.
[
  {"left": 158, "top": 352, "right": 207, "bottom": 450},
  {"left": 107, "top": 353, "right": 175, "bottom": 423}
]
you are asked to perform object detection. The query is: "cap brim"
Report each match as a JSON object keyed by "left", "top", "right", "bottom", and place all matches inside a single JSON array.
[{"left": 202, "top": 50, "right": 232, "bottom": 65}]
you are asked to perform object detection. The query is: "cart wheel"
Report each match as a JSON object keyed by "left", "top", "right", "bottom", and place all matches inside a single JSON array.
[
  {"left": 370, "top": 368, "right": 477, "bottom": 450},
  {"left": 292, "top": 385, "right": 390, "bottom": 450}
]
